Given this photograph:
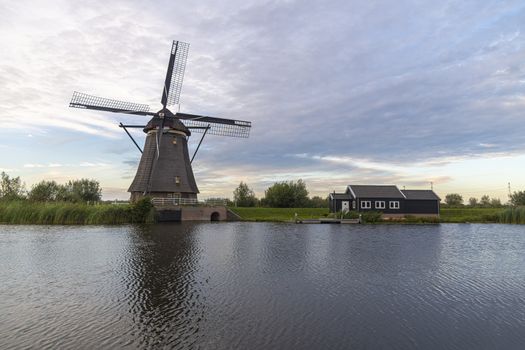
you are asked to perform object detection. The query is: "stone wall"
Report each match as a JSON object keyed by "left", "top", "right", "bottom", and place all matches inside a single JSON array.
[{"left": 180, "top": 206, "right": 228, "bottom": 221}]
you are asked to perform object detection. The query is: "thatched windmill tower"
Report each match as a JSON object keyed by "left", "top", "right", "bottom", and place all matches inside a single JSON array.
[{"left": 69, "top": 41, "right": 251, "bottom": 202}]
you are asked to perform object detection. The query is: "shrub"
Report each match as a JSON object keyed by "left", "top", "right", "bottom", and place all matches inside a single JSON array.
[
  {"left": 343, "top": 211, "right": 360, "bottom": 219},
  {"left": 130, "top": 197, "right": 154, "bottom": 223},
  {"left": 361, "top": 211, "right": 382, "bottom": 223}
]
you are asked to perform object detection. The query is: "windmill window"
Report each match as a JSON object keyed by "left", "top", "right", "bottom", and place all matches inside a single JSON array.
[
  {"left": 172, "top": 138, "right": 177, "bottom": 145},
  {"left": 175, "top": 176, "right": 181, "bottom": 184}
]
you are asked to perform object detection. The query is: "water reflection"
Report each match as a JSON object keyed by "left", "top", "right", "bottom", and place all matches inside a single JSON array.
[{"left": 122, "top": 223, "right": 206, "bottom": 348}]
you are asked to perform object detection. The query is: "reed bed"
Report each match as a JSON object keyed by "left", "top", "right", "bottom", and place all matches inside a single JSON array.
[
  {"left": 0, "top": 201, "right": 154, "bottom": 225},
  {"left": 498, "top": 207, "right": 525, "bottom": 224}
]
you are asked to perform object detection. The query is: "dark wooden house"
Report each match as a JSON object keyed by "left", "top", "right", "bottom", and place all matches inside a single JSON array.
[{"left": 329, "top": 185, "right": 440, "bottom": 218}]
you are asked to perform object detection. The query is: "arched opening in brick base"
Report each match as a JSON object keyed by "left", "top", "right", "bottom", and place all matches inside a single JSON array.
[{"left": 211, "top": 212, "right": 220, "bottom": 221}]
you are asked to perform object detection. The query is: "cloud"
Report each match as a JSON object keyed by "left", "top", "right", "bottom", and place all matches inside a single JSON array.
[
  {"left": 24, "top": 162, "right": 101, "bottom": 168},
  {"left": 79, "top": 162, "right": 109, "bottom": 167},
  {"left": 1, "top": 0, "right": 525, "bottom": 199}
]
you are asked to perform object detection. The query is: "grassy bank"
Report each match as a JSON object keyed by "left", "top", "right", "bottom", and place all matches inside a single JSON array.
[
  {"left": 229, "top": 207, "right": 507, "bottom": 223},
  {"left": 0, "top": 201, "right": 154, "bottom": 225},
  {"left": 439, "top": 208, "right": 504, "bottom": 223},
  {"left": 0, "top": 202, "right": 515, "bottom": 225},
  {"left": 230, "top": 207, "right": 329, "bottom": 222}
]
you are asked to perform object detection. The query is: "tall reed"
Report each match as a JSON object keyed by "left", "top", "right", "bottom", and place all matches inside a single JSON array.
[
  {"left": 498, "top": 207, "right": 525, "bottom": 224},
  {"left": 0, "top": 201, "right": 153, "bottom": 225}
]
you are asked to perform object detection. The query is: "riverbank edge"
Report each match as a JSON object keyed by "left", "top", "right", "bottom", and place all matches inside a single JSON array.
[
  {"left": 229, "top": 207, "right": 519, "bottom": 224},
  {"left": 0, "top": 203, "right": 522, "bottom": 225}
]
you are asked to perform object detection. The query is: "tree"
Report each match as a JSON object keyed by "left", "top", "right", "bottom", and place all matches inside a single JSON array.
[
  {"left": 480, "top": 195, "right": 491, "bottom": 207},
  {"left": 66, "top": 179, "right": 102, "bottom": 202},
  {"left": 509, "top": 191, "right": 525, "bottom": 206},
  {"left": 52, "top": 179, "right": 101, "bottom": 203},
  {"left": 233, "top": 182, "right": 257, "bottom": 207},
  {"left": 468, "top": 197, "right": 478, "bottom": 207},
  {"left": 264, "top": 179, "right": 309, "bottom": 208},
  {"left": 309, "top": 195, "right": 328, "bottom": 208},
  {"left": 445, "top": 193, "right": 463, "bottom": 206},
  {"left": 0, "top": 172, "right": 25, "bottom": 200},
  {"left": 490, "top": 198, "right": 502, "bottom": 207},
  {"left": 28, "top": 180, "right": 62, "bottom": 202}
]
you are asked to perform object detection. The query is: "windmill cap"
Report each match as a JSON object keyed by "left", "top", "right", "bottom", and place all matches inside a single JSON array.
[{"left": 144, "top": 111, "right": 190, "bottom": 135}]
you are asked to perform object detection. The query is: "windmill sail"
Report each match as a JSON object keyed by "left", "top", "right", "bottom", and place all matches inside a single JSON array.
[
  {"left": 161, "top": 41, "right": 190, "bottom": 107},
  {"left": 177, "top": 113, "right": 251, "bottom": 138},
  {"left": 69, "top": 91, "right": 153, "bottom": 115}
]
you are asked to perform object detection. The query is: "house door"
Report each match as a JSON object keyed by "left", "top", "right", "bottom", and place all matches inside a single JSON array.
[{"left": 342, "top": 201, "right": 349, "bottom": 212}]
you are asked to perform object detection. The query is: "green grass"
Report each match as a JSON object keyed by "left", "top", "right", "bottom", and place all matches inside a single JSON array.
[
  {"left": 229, "top": 207, "right": 329, "bottom": 222},
  {"left": 440, "top": 208, "right": 504, "bottom": 223},
  {"left": 230, "top": 207, "right": 508, "bottom": 223},
  {"left": 0, "top": 201, "right": 154, "bottom": 225}
]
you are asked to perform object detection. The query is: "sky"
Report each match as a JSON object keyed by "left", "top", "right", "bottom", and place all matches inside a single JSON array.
[{"left": 1, "top": 0, "right": 524, "bottom": 201}]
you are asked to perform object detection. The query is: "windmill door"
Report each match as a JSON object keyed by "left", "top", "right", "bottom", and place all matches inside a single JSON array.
[{"left": 342, "top": 201, "right": 349, "bottom": 212}]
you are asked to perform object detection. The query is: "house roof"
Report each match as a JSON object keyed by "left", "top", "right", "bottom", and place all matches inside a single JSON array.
[
  {"left": 329, "top": 193, "right": 352, "bottom": 200},
  {"left": 347, "top": 185, "right": 405, "bottom": 199},
  {"left": 401, "top": 190, "right": 440, "bottom": 200}
]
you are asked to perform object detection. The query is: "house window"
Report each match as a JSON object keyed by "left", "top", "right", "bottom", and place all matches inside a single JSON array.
[
  {"left": 175, "top": 176, "right": 181, "bottom": 184},
  {"left": 389, "top": 201, "right": 400, "bottom": 209},
  {"left": 352, "top": 200, "right": 356, "bottom": 209},
  {"left": 375, "top": 201, "right": 385, "bottom": 209},
  {"left": 361, "top": 200, "right": 371, "bottom": 209}
]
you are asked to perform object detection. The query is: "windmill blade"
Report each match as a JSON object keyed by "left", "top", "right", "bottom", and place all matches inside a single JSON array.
[
  {"left": 69, "top": 91, "right": 155, "bottom": 116},
  {"left": 178, "top": 113, "right": 251, "bottom": 138},
  {"left": 161, "top": 40, "right": 190, "bottom": 107}
]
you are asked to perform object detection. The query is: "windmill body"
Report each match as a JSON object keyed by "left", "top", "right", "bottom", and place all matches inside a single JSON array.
[
  {"left": 69, "top": 41, "right": 251, "bottom": 202},
  {"left": 128, "top": 112, "right": 198, "bottom": 201}
]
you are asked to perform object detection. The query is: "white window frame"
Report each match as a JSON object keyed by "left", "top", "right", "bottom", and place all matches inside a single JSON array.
[
  {"left": 389, "top": 201, "right": 400, "bottom": 209},
  {"left": 352, "top": 200, "right": 356, "bottom": 209},
  {"left": 375, "top": 201, "right": 385, "bottom": 209},
  {"left": 360, "top": 200, "right": 372, "bottom": 209}
]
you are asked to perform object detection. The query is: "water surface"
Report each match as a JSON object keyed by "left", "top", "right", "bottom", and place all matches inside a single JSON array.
[{"left": 1, "top": 223, "right": 524, "bottom": 349}]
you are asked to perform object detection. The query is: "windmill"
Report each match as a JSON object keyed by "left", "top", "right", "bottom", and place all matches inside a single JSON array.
[{"left": 69, "top": 40, "right": 251, "bottom": 202}]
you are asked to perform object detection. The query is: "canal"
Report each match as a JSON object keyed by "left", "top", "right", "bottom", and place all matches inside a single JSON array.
[{"left": 1, "top": 223, "right": 524, "bottom": 349}]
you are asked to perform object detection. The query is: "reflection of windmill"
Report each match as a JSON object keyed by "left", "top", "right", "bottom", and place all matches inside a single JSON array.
[{"left": 70, "top": 40, "right": 251, "bottom": 202}]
